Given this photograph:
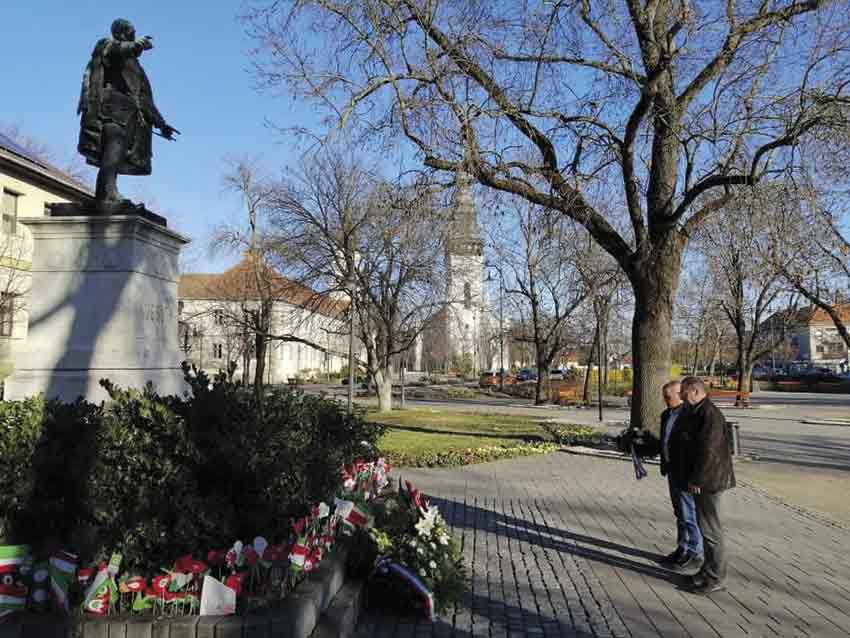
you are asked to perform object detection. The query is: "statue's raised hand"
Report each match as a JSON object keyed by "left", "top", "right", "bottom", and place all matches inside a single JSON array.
[
  {"left": 138, "top": 35, "right": 154, "bottom": 51},
  {"left": 159, "top": 123, "right": 180, "bottom": 141}
]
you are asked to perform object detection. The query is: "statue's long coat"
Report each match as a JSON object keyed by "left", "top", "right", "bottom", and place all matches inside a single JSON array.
[{"left": 77, "top": 38, "right": 165, "bottom": 176}]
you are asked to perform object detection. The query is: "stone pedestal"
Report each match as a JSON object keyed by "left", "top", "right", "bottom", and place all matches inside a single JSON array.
[{"left": 4, "top": 214, "right": 189, "bottom": 402}]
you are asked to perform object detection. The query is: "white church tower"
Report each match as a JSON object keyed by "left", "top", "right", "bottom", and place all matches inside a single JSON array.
[{"left": 445, "top": 170, "right": 485, "bottom": 373}]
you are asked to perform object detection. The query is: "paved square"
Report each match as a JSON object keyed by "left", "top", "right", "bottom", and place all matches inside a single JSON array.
[{"left": 356, "top": 452, "right": 850, "bottom": 638}]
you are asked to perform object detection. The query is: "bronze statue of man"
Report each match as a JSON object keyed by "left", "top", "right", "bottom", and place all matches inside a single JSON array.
[{"left": 77, "top": 19, "right": 178, "bottom": 212}]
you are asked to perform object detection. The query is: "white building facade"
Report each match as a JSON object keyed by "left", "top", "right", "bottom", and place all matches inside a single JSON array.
[{"left": 178, "top": 259, "right": 352, "bottom": 384}]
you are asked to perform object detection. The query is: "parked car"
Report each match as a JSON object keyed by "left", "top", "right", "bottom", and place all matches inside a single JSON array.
[
  {"left": 516, "top": 368, "right": 538, "bottom": 382},
  {"left": 550, "top": 368, "right": 566, "bottom": 380},
  {"left": 479, "top": 370, "right": 514, "bottom": 388}
]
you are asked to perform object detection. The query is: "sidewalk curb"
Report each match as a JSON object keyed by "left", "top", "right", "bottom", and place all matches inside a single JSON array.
[{"left": 801, "top": 419, "right": 850, "bottom": 426}]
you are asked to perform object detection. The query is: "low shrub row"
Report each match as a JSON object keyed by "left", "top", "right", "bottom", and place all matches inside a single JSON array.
[
  {"left": 539, "top": 423, "right": 605, "bottom": 446},
  {"left": 382, "top": 442, "right": 559, "bottom": 468}
]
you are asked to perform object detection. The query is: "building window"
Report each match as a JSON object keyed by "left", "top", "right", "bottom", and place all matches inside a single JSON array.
[
  {"left": 0, "top": 293, "right": 14, "bottom": 337},
  {"left": 213, "top": 309, "right": 224, "bottom": 325},
  {"left": 2, "top": 190, "right": 19, "bottom": 235},
  {"left": 464, "top": 281, "right": 472, "bottom": 309},
  {"left": 213, "top": 343, "right": 223, "bottom": 359}
]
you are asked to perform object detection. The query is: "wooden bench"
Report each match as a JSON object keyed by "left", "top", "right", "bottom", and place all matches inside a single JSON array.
[{"left": 551, "top": 382, "right": 582, "bottom": 405}]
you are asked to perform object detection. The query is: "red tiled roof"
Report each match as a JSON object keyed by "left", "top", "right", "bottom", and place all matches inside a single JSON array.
[{"left": 179, "top": 255, "right": 345, "bottom": 318}]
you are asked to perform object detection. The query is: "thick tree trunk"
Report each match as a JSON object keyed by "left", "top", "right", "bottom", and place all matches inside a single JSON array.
[
  {"left": 735, "top": 345, "right": 751, "bottom": 407},
  {"left": 535, "top": 355, "right": 550, "bottom": 405},
  {"left": 582, "top": 327, "right": 597, "bottom": 405},
  {"left": 253, "top": 334, "right": 267, "bottom": 403},
  {"left": 629, "top": 248, "right": 682, "bottom": 434},
  {"left": 375, "top": 368, "right": 393, "bottom": 412}
]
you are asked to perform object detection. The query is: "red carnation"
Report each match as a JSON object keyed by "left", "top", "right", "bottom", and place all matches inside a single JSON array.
[
  {"left": 242, "top": 546, "right": 258, "bottom": 567},
  {"left": 173, "top": 554, "right": 194, "bottom": 573},
  {"left": 191, "top": 560, "right": 208, "bottom": 575},
  {"left": 77, "top": 567, "right": 94, "bottom": 586},
  {"left": 207, "top": 550, "right": 226, "bottom": 566},
  {"left": 151, "top": 574, "right": 171, "bottom": 593},
  {"left": 263, "top": 544, "right": 284, "bottom": 562},
  {"left": 125, "top": 576, "right": 147, "bottom": 592},
  {"left": 225, "top": 573, "right": 244, "bottom": 595}
]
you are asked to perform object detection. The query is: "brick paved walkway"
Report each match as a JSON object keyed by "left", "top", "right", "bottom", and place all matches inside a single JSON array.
[{"left": 354, "top": 452, "right": 850, "bottom": 638}]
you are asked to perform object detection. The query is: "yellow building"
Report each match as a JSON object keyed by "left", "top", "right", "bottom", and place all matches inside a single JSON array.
[{"left": 0, "top": 132, "right": 92, "bottom": 379}]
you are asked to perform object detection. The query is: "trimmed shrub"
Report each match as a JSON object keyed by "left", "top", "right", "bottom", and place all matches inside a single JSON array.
[{"left": 0, "top": 367, "right": 385, "bottom": 575}]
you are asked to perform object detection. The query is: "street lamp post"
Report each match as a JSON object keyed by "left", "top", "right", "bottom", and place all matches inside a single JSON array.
[
  {"left": 347, "top": 278, "right": 356, "bottom": 414},
  {"left": 485, "top": 265, "right": 506, "bottom": 391}
]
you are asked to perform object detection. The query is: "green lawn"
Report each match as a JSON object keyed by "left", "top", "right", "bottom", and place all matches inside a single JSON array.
[{"left": 368, "top": 408, "right": 561, "bottom": 467}]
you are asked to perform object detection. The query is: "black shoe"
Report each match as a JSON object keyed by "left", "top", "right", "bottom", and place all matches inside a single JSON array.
[
  {"left": 657, "top": 548, "right": 684, "bottom": 566},
  {"left": 688, "top": 579, "right": 726, "bottom": 595},
  {"left": 668, "top": 552, "right": 704, "bottom": 573}
]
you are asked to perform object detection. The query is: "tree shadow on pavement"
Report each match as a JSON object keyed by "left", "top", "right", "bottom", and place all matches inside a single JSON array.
[{"left": 359, "top": 588, "right": 602, "bottom": 637}]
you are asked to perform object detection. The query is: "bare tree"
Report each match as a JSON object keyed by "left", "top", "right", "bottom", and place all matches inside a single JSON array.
[
  {"left": 0, "top": 223, "right": 34, "bottom": 380},
  {"left": 493, "top": 203, "right": 593, "bottom": 403},
  {"left": 694, "top": 189, "right": 801, "bottom": 405},
  {"left": 1, "top": 122, "right": 94, "bottom": 187},
  {"left": 268, "top": 151, "right": 448, "bottom": 411},
  {"left": 210, "top": 158, "right": 343, "bottom": 402},
  {"left": 244, "top": 0, "right": 850, "bottom": 428},
  {"left": 770, "top": 186, "right": 850, "bottom": 351}
]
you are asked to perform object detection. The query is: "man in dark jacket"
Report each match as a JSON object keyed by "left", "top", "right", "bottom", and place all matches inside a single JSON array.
[
  {"left": 679, "top": 376, "right": 736, "bottom": 594},
  {"left": 637, "top": 381, "right": 704, "bottom": 571}
]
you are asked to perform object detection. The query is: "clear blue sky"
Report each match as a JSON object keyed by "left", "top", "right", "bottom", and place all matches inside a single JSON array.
[{"left": 0, "top": 0, "right": 322, "bottom": 271}]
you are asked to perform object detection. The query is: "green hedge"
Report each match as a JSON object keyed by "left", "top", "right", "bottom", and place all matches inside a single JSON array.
[
  {"left": 540, "top": 423, "right": 605, "bottom": 446},
  {"left": 0, "top": 366, "right": 385, "bottom": 575}
]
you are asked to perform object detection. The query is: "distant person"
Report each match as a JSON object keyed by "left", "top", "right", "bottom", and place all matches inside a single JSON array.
[
  {"left": 679, "top": 376, "right": 736, "bottom": 595},
  {"left": 637, "top": 381, "right": 704, "bottom": 571}
]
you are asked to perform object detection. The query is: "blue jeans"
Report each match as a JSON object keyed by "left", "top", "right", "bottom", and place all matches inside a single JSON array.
[{"left": 668, "top": 475, "right": 704, "bottom": 557}]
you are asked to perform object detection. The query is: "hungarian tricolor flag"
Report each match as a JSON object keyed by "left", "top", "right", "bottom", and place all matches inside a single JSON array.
[{"left": 0, "top": 545, "right": 30, "bottom": 618}]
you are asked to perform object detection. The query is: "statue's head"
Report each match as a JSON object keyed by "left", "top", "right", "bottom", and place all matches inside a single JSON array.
[{"left": 110, "top": 18, "right": 136, "bottom": 42}]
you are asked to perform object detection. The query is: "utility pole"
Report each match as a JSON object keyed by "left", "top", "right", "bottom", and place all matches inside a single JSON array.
[{"left": 498, "top": 272, "right": 505, "bottom": 391}]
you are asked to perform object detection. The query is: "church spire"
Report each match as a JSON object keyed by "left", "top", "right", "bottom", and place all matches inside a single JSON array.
[{"left": 447, "top": 168, "right": 482, "bottom": 256}]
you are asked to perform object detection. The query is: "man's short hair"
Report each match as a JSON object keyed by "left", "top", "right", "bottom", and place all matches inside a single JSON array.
[
  {"left": 680, "top": 376, "right": 707, "bottom": 394},
  {"left": 111, "top": 19, "right": 134, "bottom": 38},
  {"left": 662, "top": 380, "right": 681, "bottom": 392}
]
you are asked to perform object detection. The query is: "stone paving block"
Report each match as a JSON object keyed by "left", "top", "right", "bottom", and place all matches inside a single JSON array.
[
  {"left": 151, "top": 618, "right": 171, "bottom": 638},
  {"left": 311, "top": 579, "right": 365, "bottom": 638},
  {"left": 212, "top": 617, "right": 243, "bottom": 638},
  {"left": 125, "top": 618, "right": 153, "bottom": 638},
  {"left": 107, "top": 619, "right": 128, "bottom": 638},
  {"left": 195, "top": 618, "right": 218, "bottom": 638},
  {"left": 84, "top": 618, "right": 110, "bottom": 638},
  {"left": 242, "top": 614, "right": 269, "bottom": 638},
  {"left": 18, "top": 615, "right": 67, "bottom": 638},
  {"left": 275, "top": 589, "right": 320, "bottom": 638},
  {"left": 169, "top": 617, "right": 200, "bottom": 638}
]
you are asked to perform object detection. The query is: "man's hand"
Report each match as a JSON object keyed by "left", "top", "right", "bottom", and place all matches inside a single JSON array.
[{"left": 688, "top": 484, "right": 701, "bottom": 495}]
